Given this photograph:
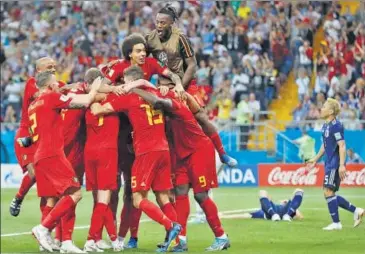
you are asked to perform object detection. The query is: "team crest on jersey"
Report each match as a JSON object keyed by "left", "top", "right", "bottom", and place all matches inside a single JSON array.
[
  {"left": 23, "top": 155, "right": 27, "bottom": 161},
  {"left": 157, "top": 51, "right": 168, "bottom": 66},
  {"left": 73, "top": 177, "right": 78, "bottom": 183}
]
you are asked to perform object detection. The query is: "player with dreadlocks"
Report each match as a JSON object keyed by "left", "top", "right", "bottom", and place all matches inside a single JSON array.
[{"left": 145, "top": 4, "right": 237, "bottom": 168}]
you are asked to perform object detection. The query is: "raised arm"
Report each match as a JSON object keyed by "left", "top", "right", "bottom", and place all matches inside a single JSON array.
[
  {"left": 123, "top": 79, "right": 157, "bottom": 93},
  {"left": 67, "top": 77, "right": 102, "bottom": 108},
  {"left": 185, "top": 92, "right": 201, "bottom": 114},
  {"left": 162, "top": 69, "right": 184, "bottom": 91},
  {"left": 132, "top": 88, "right": 173, "bottom": 111}
]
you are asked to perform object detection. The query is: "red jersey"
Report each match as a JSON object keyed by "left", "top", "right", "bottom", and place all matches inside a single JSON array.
[
  {"left": 108, "top": 90, "right": 168, "bottom": 156},
  {"left": 19, "top": 77, "right": 39, "bottom": 129},
  {"left": 28, "top": 91, "right": 72, "bottom": 163},
  {"left": 102, "top": 57, "right": 167, "bottom": 83},
  {"left": 62, "top": 85, "right": 87, "bottom": 148},
  {"left": 85, "top": 96, "right": 120, "bottom": 150},
  {"left": 167, "top": 96, "right": 211, "bottom": 160}
]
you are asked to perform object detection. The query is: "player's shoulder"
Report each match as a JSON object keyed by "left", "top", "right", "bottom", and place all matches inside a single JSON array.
[
  {"left": 145, "top": 30, "right": 158, "bottom": 40},
  {"left": 330, "top": 118, "right": 343, "bottom": 129},
  {"left": 145, "top": 57, "right": 159, "bottom": 65}
]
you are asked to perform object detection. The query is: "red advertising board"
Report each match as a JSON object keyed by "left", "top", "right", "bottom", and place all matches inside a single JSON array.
[{"left": 258, "top": 164, "right": 365, "bottom": 187}]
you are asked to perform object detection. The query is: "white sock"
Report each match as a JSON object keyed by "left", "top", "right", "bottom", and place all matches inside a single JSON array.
[
  {"left": 178, "top": 235, "right": 187, "bottom": 242},
  {"left": 217, "top": 233, "right": 227, "bottom": 239}
]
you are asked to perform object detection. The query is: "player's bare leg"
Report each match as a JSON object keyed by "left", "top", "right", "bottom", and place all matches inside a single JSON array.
[
  {"left": 259, "top": 190, "right": 280, "bottom": 221},
  {"left": 323, "top": 188, "right": 342, "bottom": 230},
  {"left": 194, "top": 191, "right": 230, "bottom": 251},
  {"left": 10, "top": 164, "right": 36, "bottom": 217},
  {"left": 33, "top": 187, "right": 83, "bottom": 252},
  {"left": 194, "top": 111, "right": 237, "bottom": 167},
  {"left": 85, "top": 189, "right": 122, "bottom": 252}
]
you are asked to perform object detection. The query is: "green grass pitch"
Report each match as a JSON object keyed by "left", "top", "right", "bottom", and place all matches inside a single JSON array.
[{"left": 1, "top": 187, "right": 365, "bottom": 254}]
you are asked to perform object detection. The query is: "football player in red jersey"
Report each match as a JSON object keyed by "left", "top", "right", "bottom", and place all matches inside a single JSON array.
[
  {"left": 101, "top": 33, "right": 183, "bottom": 91},
  {"left": 30, "top": 71, "right": 102, "bottom": 253},
  {"left": 126, "top": 86, "right": 230, "bottom": 252},
  {"left": 10, "top": 57, "right": 60, "bottom": 218},
  {"left": 81, "top": 69, "right": 123, "bottom": 252},
  {"left": 91, "top": 66, "right": 181, "bottom": 252},
  {"left": 146, "top": 5, "right": 237, "bottom": 168}
]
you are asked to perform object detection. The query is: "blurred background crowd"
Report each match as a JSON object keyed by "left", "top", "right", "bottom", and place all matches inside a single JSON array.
[{"left": 1, "top": 1, "right": 364, "bottom": 129}]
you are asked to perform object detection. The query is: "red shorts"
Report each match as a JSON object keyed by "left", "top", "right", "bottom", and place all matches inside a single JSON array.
[
  {"left": 175, "top": 142, "right": 218, "bottom": 193},
  {"left": 65, "top": 142, "right": 84, "bottom": 183},
  {"left": 131, "top": 150, "right": 172, "bottom": 193},
  {"left": 14, "top": 128, "right": 36, "bottom": 173},
  {"left": 186, "top": 80, "right": 206, "bottom": 107},
  {"left": 84, "top": 148, "right": 118, "bottom": 191},
  {"left": 34, "top": 155, "right": 80, "bottom": 197}
]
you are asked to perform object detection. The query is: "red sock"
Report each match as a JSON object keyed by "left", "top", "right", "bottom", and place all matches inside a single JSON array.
[
  {"left": 55, "top": 223, "right": 62, "bottom": 241},
  {"left": 61, "top": 205, "right": 76, "bottom": 241},
  {"left": 175, "top": 195, "right": 190, "bottom": 237},
  {"left": 104, "top": 205, "right": 117, "bottom": 241},
  {"left": 118, "top": 202, "right": 131, "bottom": 238},
  {"left": 130, "top": 206, "right": 142, "bottom": 238},
  {"left": 88, "top": 203, "right": 107, "bottom": 241},
  {"left": 208, "top": 132, "right": 225, "bottom": 157},
  {"left": 139, "top": 199, "right": 172, "bottom": 231},
  {"left": 16, "top": 173, "right": 36, "bottom": 199},
  {"left": 41, "top": 205, "right": 53, "bottom": 223},
  {"left": 42, "top": 196, "right": 75, "bottom": 230},
  {"left": 162, "top": 203, "right": 177, "bottom": 222},
  {"left": 200, "top": 198, "right": 224, "bottom": 237}
]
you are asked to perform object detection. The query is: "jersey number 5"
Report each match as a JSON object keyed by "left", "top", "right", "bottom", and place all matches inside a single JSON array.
[
  {"left": 29, "top": 113, "right": 39, "bottom": 142},
  {"left": 141, "top": 104, "right": 163, "bottom": 125}
]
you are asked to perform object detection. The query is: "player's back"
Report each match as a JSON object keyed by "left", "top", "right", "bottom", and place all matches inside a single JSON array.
[
  {"left": 28, "top": 91, "right": 72, "bottom": 162},
  {"left": 19, "top": 77, "right": 39, "bottom": 130},
  {"left": 322, "top": 118, "right": 343, "bottom": 170},
  {"left": 85, "top": 103, "right": 120, "bottom": 151},
  {"left": 168, "top": 96, "right": 211, "bottom": 159},
  {"left": 109, "top": 91, "right": 169, "bottom": 156}
]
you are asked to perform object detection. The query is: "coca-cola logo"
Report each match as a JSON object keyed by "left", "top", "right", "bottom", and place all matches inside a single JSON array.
[
  {"left": 342, "top": 168, "right": 365, "bottom": 186},
  {"left": 268, "top": 166, "right": 319, "bottom": 186}
]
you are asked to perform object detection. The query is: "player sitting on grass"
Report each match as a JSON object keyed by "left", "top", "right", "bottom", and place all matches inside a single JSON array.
[
  {"left": 307, "top": 98, "right": 364, "bottom": 230},
  {"left": 237, "top": 189, "right": 304, "bottom": 221}
]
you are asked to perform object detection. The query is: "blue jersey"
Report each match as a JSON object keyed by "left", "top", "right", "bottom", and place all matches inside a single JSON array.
[{"left": 322, "top": 119, "right": 344, "bottom": 172}]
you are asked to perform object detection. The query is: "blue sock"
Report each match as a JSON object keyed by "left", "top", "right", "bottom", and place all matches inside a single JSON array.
[
  {"left": 287, "top": 191, "right": 304, "bottom": 217},
  {"left": 326, "top": 195, "right": 340, "bottom": 223},
  {"left": 260, "top": 197, "right": 275, "bottom": 216},
  {"left": 337, "top": 195, "right": 356, "bottom": 213}
]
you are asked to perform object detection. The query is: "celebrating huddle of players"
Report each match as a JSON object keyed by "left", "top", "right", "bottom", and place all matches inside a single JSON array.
[{"left": 10, "top": 5, "right": 237, "bottom": 253}]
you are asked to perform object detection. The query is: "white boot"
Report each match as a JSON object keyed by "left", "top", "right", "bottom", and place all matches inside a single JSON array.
[
  {"left": 84, "top": 240, "right": 104, "bottom": 252},
  {"left": 354, "top": 208, "right": 364, "bottom": 228},
  {"left": 282, "top": 214, "right": 292, "bottom": 222},
  {"left": 96, "top": 240, "right": 112, "bottom": 250},
  {"left": 60, "top": 240, "right": 85, "bottom": 253},
  {"left": 323, "top": 222, "right": 342, "bottom": 231},
  {"left": 32, "top": 225, "right": 53, "bottom": 252},
  {"left": 271, "top": 214, "right": 281, "bottom": 221},
  {"left": 111, "top": 239, "right": 124, "bottom": 252}
]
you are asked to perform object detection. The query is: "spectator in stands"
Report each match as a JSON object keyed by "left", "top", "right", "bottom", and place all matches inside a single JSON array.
[
  {"left": 296, "top": 67, "right": 310, "bottom": 101},
  {"left": 314, "top": 67, "right": 330, "bottom": 95},
  {"left": 347, "top": 148, "right": 364, "bottom": 163},
  {"left": 298, "top": 40, "right": 313, "bottom": 75},
  {"left": 293, "top": 129, "right": 316, "bottom": 163},
  {"left": 248, "top": 92, "right": 260, "bottom": 121},
  {"left": 236, "top": 94, "right": 252, "bottom": 150},
  {"left": 216, "top": 87, "right": 234, "bottom": 126}
]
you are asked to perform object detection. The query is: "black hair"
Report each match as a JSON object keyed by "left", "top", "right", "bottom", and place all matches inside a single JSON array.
[
  {"left": 121, "top": 33, "right": 147, "bottom": 61},
  {"left": 158, "top": 4, "right": 178, "bottom": 21}
]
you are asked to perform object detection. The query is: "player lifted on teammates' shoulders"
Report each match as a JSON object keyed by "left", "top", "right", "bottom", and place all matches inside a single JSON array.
[
  {"left": 145, "top": 4, "right": 237, "bottom": 167},
  {"left": 30, "top": 71, "right": 102, "bottom": 253},
  {"left": 307, "top": 98, "right": 364, "bottom": 230}
]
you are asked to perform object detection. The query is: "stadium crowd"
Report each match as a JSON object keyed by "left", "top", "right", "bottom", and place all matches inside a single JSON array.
[
  {"left": 292, "top": 2, "right": 365, "bottom": 130},
  {"left": 1, "top": 1, "right": 336, "bottom": 125}
]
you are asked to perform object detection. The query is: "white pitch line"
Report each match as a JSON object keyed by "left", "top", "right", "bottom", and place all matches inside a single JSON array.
[
  {"left": 0, "top": 207, "right": 333, "bottom": 237},
  {"left": 1, "top": 208, "right": 260, "bottom": 238}
]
